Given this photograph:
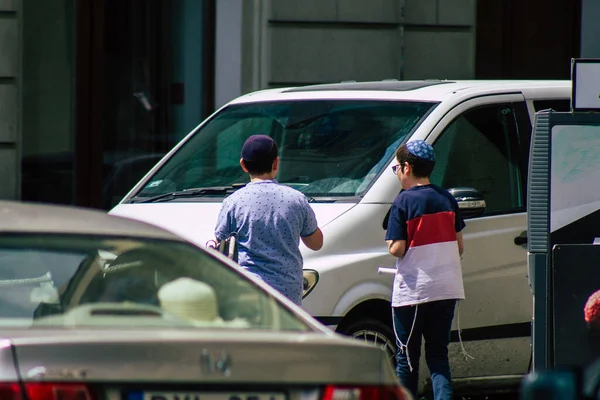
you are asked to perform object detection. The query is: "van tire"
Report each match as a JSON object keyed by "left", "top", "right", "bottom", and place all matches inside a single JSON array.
[{"left": 338, "top": 317, "right": 397, "bottom": 366}]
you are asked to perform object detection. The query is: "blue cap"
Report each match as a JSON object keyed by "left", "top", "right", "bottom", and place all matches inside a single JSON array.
[
  {"left": 406, "top": 140, "right": 435, "bottom": 162},
  {"left": 241, "top": 135, "right": 276, "bottom": 162}
]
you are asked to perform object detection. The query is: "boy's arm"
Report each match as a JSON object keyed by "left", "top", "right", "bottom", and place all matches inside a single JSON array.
[
  {"left": 300, "top": 197, "right": 323, "bottom": 251},
  {"left": 386, "top": 239, "right": 406, "bottom": 258},
  {"left": 301, "top": 228, "right": 323, "bottom": 250},
  {"left": 454, "top": 200, "right": 466, "bottom": 257},
  {"left": 456, "top": 232, "right": 464, "bottom": 256},
  {"left": 385, "top": 201, "right": 407, "bottom": 259},
  {"left": 214, "top": 200, "right": 232, "bottom": 241}
]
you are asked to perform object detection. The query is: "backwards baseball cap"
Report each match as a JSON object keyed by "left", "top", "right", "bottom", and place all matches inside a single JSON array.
[
  {"left": 241, "top": 134, "right": 277, "bottom": 162},
  {"left": 406, "top": 140, "right": 435, "bottom": 162}
]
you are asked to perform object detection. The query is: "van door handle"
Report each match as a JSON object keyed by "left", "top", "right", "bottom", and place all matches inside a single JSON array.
[{"left": 514, "top": 231, "right": 528, "bottom": 246}]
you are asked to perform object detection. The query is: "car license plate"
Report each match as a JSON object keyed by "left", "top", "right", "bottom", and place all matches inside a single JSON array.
[{"left": 128, "top": 392, "right": 287, "bottom": 400}]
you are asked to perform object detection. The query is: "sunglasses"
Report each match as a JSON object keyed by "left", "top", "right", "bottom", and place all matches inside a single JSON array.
[{"left": 391, "top": 163, "right": 405, "bottom": 175}]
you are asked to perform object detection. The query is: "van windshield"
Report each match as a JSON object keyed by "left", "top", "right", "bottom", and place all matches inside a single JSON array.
[{"left": 133, "top": 100, "right": 437, "bottom": 200}]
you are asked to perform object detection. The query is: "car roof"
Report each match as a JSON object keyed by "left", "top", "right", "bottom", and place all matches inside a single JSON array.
[
  {"left": 230, "top": 79, "right": 572, "bottom": 104},
  {"left": 0, "top": 201, "right": 183, "bottom": 240}
]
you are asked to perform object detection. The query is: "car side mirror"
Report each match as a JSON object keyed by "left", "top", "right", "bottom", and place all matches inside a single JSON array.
[{"left": 448, "top": 187, "right": 486, "bottom": 219}]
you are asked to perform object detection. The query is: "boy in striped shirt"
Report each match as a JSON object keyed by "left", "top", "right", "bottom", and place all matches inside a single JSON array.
[{"left": 386, "top": 140, "right": 465, "bottom": 400}]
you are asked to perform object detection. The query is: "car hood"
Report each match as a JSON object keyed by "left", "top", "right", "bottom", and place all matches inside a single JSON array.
[{"left": 109, "top": 202, "right": 355, "bottom": 248}]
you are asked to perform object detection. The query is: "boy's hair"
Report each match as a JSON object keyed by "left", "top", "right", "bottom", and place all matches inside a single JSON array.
[
  {"left": 243, "top": 144, "right": 278, "bottom": 175},
  {"left": 395, "top": 143, "right": 435, "bottom": 178},
  {"left": 241, "top": 135, "right": 279, "bottom": 175}
]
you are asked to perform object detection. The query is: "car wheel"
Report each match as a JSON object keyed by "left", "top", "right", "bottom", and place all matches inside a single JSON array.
[{"left": 340, "top": 318, "right": 397, "bottom": 367}]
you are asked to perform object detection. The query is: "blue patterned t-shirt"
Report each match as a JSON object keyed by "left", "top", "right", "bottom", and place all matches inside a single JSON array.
[{"left": 214, "top": 180, "right": 318, "bottom": 305}]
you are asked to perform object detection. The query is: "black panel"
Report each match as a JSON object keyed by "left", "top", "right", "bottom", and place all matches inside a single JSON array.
[
  {"left": 552, "top": 209, "right": 600, "bottom": 246},
  {"left": 450, "top": 322, "right": 531, "bottom": 342}
]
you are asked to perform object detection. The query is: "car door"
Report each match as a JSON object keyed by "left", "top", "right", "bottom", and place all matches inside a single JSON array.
[{"left": 426, "top": 94, "right": 533, "bottom": 378}]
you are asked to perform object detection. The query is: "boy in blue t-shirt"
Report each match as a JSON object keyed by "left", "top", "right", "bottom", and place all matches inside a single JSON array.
[
  {"left": 214, "top": 135, "right": 324, "bottom": 305},
  {"left": 386, "top": 140, "right": 465, "bottom": 400}
]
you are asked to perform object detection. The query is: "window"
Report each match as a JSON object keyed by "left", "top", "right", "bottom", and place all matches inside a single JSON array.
[
  {"left": 430, "top": 103, "right": 524, "bottom": 215},
  {"left": 0, "top": 235, "right": 308, "bottom": 331},
  {"left": 533, "top": 99, "right": 571, "bottom": 113},
  {"left": 134, "top": 100, "right": 436, "bottom": 200},
  {"left": 215, "top": 117, "right": 276, "bottom": 171}
]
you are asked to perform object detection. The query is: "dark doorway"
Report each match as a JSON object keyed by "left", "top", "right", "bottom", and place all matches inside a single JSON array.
[
  {"left": 73, "top": 0, "right": 216, "bottom": 210},
  {"left": 475, "top": 0, "right": 582, "bottom": 79}
]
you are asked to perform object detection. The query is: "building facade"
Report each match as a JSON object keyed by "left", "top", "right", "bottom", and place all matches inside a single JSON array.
[{"left": 0, "top": 0, "right": 594, "bottom": 210}]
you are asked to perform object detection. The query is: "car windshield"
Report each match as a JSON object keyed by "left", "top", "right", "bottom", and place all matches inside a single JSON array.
[
  {"left": 0, "top": 234, "right": 310, "bottom": 331},
  {"left": 133, "top": 100, "right": 437, "bottom": 200}
]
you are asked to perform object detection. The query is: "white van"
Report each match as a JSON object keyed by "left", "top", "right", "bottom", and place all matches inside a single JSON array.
[{"left": 110, "top": 80, "right": 571, "bottom": 394}]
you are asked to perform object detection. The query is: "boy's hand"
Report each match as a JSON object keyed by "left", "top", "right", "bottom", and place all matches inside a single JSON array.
[{"left": 386, "top": 239, "right": 406, "bottom": 258}]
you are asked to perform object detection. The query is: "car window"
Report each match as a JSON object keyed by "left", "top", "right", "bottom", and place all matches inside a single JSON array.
[
  {"left": 430, "top": 103, "right": 524, "bottom": 215},
  {"left": 134, "top": 100, "right": 437, "bottom": 200},
  {"left": 0, "top": 234, "right": 309, "bottom": 331},
  {"left": 533, "top": 99, "right": 571, "bottom": 113}
]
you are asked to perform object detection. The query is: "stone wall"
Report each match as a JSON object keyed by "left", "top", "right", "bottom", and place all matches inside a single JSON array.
[
  {"left": 0, "top": 0, "right": 18, "bottom": 199},
  {"left": 238, "top": 0, "right": 476, "bottom": 94}
]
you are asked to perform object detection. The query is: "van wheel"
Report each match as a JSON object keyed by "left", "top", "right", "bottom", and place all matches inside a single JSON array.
[{"left": 340, "top": 318, "right": 397, "bottom": 367}]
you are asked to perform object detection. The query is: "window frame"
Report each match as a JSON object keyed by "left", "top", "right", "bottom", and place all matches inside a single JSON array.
[
  {"left": 513, "top": 100, "right": 533, "bottom": 208},
  {"left": 426, "top": 94, "right": 530, "bottom": 217}
]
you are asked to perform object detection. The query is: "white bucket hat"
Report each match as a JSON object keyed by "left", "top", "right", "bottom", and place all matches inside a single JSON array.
[{"left": 158, "top": 278, "right": 220, "bottom": 323}]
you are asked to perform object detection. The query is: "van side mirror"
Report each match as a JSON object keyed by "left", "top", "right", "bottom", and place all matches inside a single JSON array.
[{"left": 448, "top": 187, "right": 486, "bottom": 219}]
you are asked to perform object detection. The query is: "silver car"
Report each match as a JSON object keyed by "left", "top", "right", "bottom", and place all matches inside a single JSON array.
[{"left": 0, "top": 201, "right": 409, "bottom": 400}]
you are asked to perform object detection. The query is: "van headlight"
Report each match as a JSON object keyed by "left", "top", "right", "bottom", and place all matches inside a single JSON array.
[{"left": 302, "top": 269, "right": 319, "bottom": 298}]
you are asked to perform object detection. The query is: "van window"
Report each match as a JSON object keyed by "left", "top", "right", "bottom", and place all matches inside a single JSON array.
[
  {"left": 132, "top": 100, "right": 437, "bottom": 201},
  {"left": 533, "top": 99, "right": 571, "bottom": 113},
  {"left": 431, "top": 103, "right": 524, "bottom": 215}
]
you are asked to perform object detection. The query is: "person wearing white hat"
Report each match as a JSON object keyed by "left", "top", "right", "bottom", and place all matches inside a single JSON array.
[
  {"left": 158, "top": 277, "right": 220, "bottom": 323},
  {"left": 158, "top": 277, "right": 249, "bottom": 328}
]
